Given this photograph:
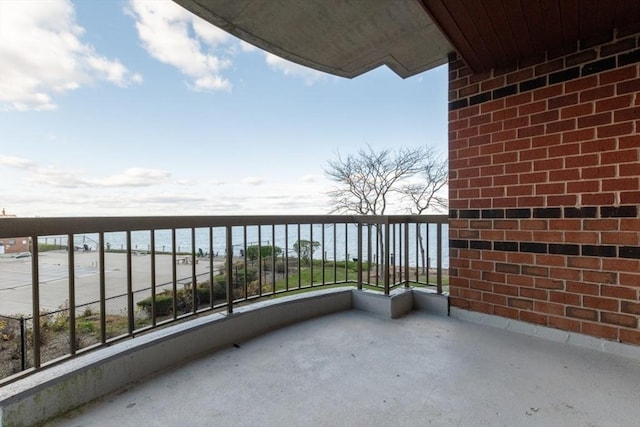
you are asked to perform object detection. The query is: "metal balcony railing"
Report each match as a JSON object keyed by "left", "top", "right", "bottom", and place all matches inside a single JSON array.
[{"left": 0, "top": 215, "right": 448, "bottom": 383}]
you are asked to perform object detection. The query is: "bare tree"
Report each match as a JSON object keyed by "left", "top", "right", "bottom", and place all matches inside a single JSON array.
[
  {"left": 325, "top": 145, "right": 448, "bottom": 280},
  {"left": 399, "top": 148, "right": 448, "bottom": 275},
  {"left": 324, "top": 145, "right": 426, "bottom": 215},
  {"left": 401, "top": 147, "right": 449, "bottom": 214}
]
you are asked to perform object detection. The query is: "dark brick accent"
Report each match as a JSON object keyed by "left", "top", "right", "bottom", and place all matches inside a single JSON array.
[
  {"left": 506, "top": 208, "right": 531, "bottom": 218},
  {"left": 520, "top": 242, "right": 548, "bottom": 253},
  {"left": 619, "top": 246, "right": 640, "bottom": 259},
  {"left": 533, "top": 208, "right": 562, "bottom": 218},
  {"left": 469, "top": 92, "right": 491, "bottom": 106},
  {"left": 601, "top": 37, "right": 638, "bottom": 57},
  {"left": 582, "top": 57, "right": 617, "bottom": 76},
  {"left": 449, "top": 99, "right": 468, "bottom": 110},
  {"left": 564, "top": 207, "right": 597, "bottom": 218},
  {"left": 494, "top": 241, "right": 518, "bottom": 252},
  {"left": 549, "top": 67, "right": 580, "bottom": 85},
  {"left": 519, "top": 76, "right": 547, "bottom": 92},
  {"left": 582, "top": 245, "right": 617, "bottom": 258},
  {"left": 458, "top": 206, "right": 638, "bottom": 220},
  {"left": 450, "top": 239, "right": 469, "bottom": 249},
  {"left": 452, "top": 207, "right": 640, "bottom": 261},
  {"left": 449, "top": 33, "right": 640, "bottom": 111},
  {"left": 470, "top": 240, "right": 492, "bottom": 250},
  {"left": 549, "top": 244, "right": 580, "bottom": 256},
  {"left": 482, "top": 209, "right": 505, "bottom": 219},
  {"left": 492, "top": 84, "right": 517, "bottom": 100},
  {"left": 619, "top": 48, "right": 640, "bottom": 66},
  {"left": 600, "top": 205, "right": 638, "bottom": 218},
  {"left": 459, "top": 209, "right": 480, "bottom": 219}
]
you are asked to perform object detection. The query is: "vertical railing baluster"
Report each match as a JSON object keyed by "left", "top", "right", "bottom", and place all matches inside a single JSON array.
[
  {"left": 99, "top": 232, "right": 106, "bottom": 343},
  {"left": 226, "top": 225, "right": 233, "bottom": 314},
  {"left": 384, "top": 222, "right": 390, "bottom": 295},
  {"left": 321, "top": 224, "right": 325, "bottom": 285},
  {"left": 272, "top": 224, "right": 276, "bottom": 294},
  {"left": 332, "top": 223, "right": 337, "bottom": 283},
  {"left": 391, "top": 223, "right": 396, "bottom": 285},
  {"left": 404, "top": 222, "right": 410, "bottom": 288},
  {"left": 191, "top": 228, "right": 197, "bottom": 314},
  {"left": 68, "top": 233, "right": 77, "bottom": 354},
  {"left": 375, "top": 224, "right": 380, "bottom": 287},
  {"left": 20, "top": 316, "right": 26, "bottom": 371},
  {"left": 31, "top": 234, "right": 41, "bottom": 369},
  {"left": 126, "top": 231, "right": 134, "bottom": 334},
  {"left": 344, "top": 223, "right": 348, "bottom": 283},
  {"left": 258, "top": 226, "right": 263, "bottom": 297},
  {"left": 297, "top": 223, "right": 302, "bottom": 289},
  {"left": 209, "top": 227, "right": 214, "bottom": 309},
  {"left": 357, "top": 222, "right": 363, "bottom": 290},
  {"left": 414, "top": 223, "right": 419, "bottom": 283},
  {"left": 367, "top": 224, "right": 372, "bottom": 285},
  {"left": 437, "top": 222, "right": 443, "bottom": 295},
  {"left": 171, "top": 229, "right": 177, "bottom": 319},
  {"left": 426, "top": 224, "right": 431, "bottom": 285},
  {"left": 285, "top": 225, "right": 289, "bottom": 292},
  {"left": 309, "top": 223, "right": 314, "bottom": 287},
  {"left": 150, "top": 230, "right": 157, "bottom": 326},
  {"left": 243, "top": 226, "right": 248, "bottom": 300}
]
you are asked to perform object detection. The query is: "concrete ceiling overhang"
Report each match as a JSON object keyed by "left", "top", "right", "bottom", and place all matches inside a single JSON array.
[
  {"left": 174, "top": 0, "right": 640, "bottom": 78},
  {"left": 173, "top": 0, "right": 453, "bottom": 79}
]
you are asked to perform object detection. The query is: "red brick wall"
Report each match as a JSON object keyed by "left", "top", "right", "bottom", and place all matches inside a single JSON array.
[{"left": 448, "top": 30, "right": 640, "bottom": 345}]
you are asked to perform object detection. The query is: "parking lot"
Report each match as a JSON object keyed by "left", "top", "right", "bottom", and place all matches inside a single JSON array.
[{"left": 0, "top": 251, "right": 218, "bottom": 316}]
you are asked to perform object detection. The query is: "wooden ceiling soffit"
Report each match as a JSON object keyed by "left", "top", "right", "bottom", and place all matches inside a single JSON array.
[{"left": 421, "top": 0, "right": 640, "bottom": 73}]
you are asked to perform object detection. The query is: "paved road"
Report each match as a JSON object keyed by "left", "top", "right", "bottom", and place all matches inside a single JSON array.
[{"left": 0, "top": 251, "right": 222, "bottom": 317}]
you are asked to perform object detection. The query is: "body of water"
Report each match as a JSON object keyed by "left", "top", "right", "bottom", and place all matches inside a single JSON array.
[{"left": 39, "top": 223, "right": 449, "bottom": 268}]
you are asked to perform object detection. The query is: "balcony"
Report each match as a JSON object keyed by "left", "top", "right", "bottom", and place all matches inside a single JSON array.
[{"left": 1, "top": 215, "right": 638, "bottom": 426}]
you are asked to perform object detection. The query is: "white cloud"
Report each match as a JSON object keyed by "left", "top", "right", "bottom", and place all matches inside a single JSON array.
[
  {"left": 97, "top": 168, "right": 171, "bottom": 187},
  {"left": 241, "top": 176, "right": 264, "bottom": 186},
  {"left": 299, "top": 174, "right": 316, "bottom": 183},
  {"left": 21, "top": 162, "right": 170, "bottom": 188},
  {"left": 0, "top": 0, "right": 141, "bottom": 111},
  {"left": 191, "top": 15, "right": 231, "bottom": 45},
  {"left": 0, "top": 155, "right": 35, "bottom": 169},
  {"left": 265, "top": 53, "right": 327, "bottom": 86},
  {"left": 139, "top": 193, "right": 207, "bottom": 204},
  {"left": 127, "top": 0, "right": 233, "bottom": 92},
  {"left": 239, "top": 40, "right": 258, "bottom": 53}
]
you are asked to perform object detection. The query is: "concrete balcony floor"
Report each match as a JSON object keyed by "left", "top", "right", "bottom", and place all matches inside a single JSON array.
[{"left": 46, "top": 309, "right": 640, "bottom": 427}]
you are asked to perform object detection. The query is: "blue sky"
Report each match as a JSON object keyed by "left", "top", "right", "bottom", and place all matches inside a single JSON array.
[{"left": 0, "top": 0, "right": 447, "bottom": 217}]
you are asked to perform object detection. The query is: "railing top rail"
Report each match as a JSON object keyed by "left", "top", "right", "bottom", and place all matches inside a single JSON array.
[{"left": 0, "top": 215, "right": 448, "bottom": 238}]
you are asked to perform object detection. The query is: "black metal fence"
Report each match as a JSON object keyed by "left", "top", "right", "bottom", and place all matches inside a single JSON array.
[{"left": 0, "top": 215, "right": 448, "bottom": 383}]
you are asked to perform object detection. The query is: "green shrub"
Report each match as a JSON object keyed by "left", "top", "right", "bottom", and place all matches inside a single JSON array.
[
  {"left": 77, "top": 320, "right": 96, "bottom": 334},
  {"left": 136, "top": 282, "right": 228, "bottom": 316},
  {"left": 245, "top": 245, "right": 282, "bottom": 261}
]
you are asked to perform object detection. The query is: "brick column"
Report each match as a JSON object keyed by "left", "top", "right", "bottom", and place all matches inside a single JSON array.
[{"left": 448, "top": 29, "right": 640, "bottom": 345}]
